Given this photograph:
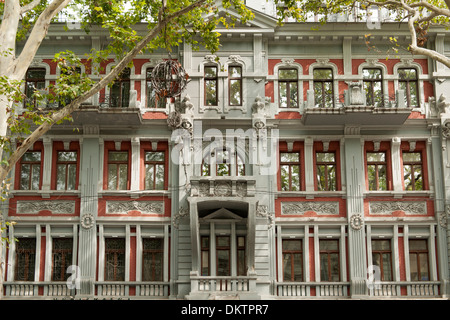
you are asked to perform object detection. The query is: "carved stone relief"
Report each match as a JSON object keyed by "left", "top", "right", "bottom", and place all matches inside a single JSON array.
[
  {"left": 369, "top": 201, "right": 427, "bottom": 215},
  {"left": 16, "top": 201, "right": 76, "bottom": 214},
  {"left": 173, "top": 207, "right": 189, "bottom": 229},
  {"left": 281, "top": 201, "right": 339, "bottom": 215},
  {"left": 106, "top": 201, "right": 164, "bottom": 214}
]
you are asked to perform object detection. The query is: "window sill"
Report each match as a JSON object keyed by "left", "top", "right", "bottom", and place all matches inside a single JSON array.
[
  {"left": 364, "top": 190, "right": 433, "bottom": 198},
  {"left": 276, "top": 191, "right": 345, "bottom": 199},
  {"left": 9, "top": 190, "right": 81, "bottom": 198},
  {"left": 100, "top": 190, "right": 170, "bottom": 198}
]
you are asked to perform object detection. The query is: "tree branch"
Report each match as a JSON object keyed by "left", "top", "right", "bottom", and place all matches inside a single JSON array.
[
  {"left": 20, "top": 0, "right": 42, "bottom": 14},
  {"left": 0, "top": 0, "right": 208, "bottom": 182}
]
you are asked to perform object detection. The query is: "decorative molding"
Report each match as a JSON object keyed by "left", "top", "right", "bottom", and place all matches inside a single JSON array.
[
  {"left": 204, "top": 54, "right": 218, "bottom": 63},
  {"left": 228, "top": 55, "right": 242, "bottom": 63},
  {"left": 214, "top": 181, "right": 232, "bottom": 197},
  {"left": 173, "top": 207, "right": 189, "bottom": 229},
  {"left": 81, "top": 213, "right": 95, "bottom": 229},
  {"left": 281, "top": 201, "right": 340, "bottom": 215},
  {"left": 316, "top": 58, "right": 330, "bottom": 65},
  {"left": 236, "top": 181, "right": 247, "bottom": 197},
  {"left": 438, "top": 212, "right": 447, "bottom": 229},
  {"left": 256, "top": 203, "right": 274, "bottom": 229},
  {"left": 350, "top": 214, "right": 364, "bottom": 230},
  {"left": 16, "top": 200, "right": 76, "bottom": 214},
  {"left": 442, "top": 121, "right": 450, "bottom": 139},
  {"left": 106, "top": 201, "right": 164, "bottom": 214},
  {"left": 365, "top": 58, "right": 379, "bottom": 66},
  {"left": 281, "top": 58, "right": 295, "bottom": 65},
  {"left": 369, "top": 201, "right": 427, "bottom": 215}
]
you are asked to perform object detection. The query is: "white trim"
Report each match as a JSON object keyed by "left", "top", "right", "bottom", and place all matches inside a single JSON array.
[
  {"left": 272, "top": 59, "right": 303, "bottom": 113},
  {"left": 309, "top": 59, "right": 341, "bottom": 108}
]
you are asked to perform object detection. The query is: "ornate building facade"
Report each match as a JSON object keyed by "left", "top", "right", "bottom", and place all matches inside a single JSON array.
[{"left": 2, "top": 4, "right": 450, "bottom": 300}]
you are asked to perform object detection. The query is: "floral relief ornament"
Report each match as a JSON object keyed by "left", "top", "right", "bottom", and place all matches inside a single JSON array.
[
  {"left": 350, "top": 214, "right": 364, "bottom": 230},
  {"left": 81, "top": 213, "right": 95, "bottom": 229}
]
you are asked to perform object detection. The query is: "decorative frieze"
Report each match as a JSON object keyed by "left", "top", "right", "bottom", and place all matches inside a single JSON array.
[
  {"left": 256, "top": 203, "right": 274, "bottom": 229},
  {"left": 369, "top": 201, "right": 427, "bottom": 215},
  {"left": 190, "top": 178, "right": 255, "bottom": 197},
  {"left": 281, "top": 201, "right": 340, "bottom": 215},
  {"left": 106, "top": 201, "right": 164, "bottom": 214},
  {"left": 173, "top": 207, "right": 189, "bottom": 229},
  {"left": 16, "top": 200, "right": 76, "bottom": 214},
  {"left": 214, "top": 181, "right": 232, "bottom": 197}
]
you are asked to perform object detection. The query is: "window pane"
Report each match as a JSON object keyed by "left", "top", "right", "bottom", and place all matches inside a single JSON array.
[
  {"left": 204, "top": 66, "right": 217, "bottom": 78},
  {"left": 329, "top": 253, "right": 340, "bottom": 281},
  {"left": 108, "top": 164, "right": 118, "bottom": 190},
  {"left": 27, "top": 69, "right": 46, "bottom": 79},
  {"left": 316, "top": 165, "right": 326, "bottom": 191},
  {"left": 67, "top": 164, "right": 77, "bottom": 190},
  {"left": 121, "top": 81, "right": 130, "bottom": 107},
  {"left": 403, "top": 152, "right": 421, "bottom": 162},
  {"left": 23, "top": 152, "right": 41, "bottom": 162},
  {"left": 404, "top": 165, "right": 413, "bottom": 190},
  {"left": 368, "top": 165, "right": 376, "bottom": 191},
  {"left": 58, "top": 151, "right": 77, "bottom": 162},
  {"left": 201, "top": 251, "right": 209, "bottom": 276},
  {"left": 399, "top": 69, "right": 417, "bottom": 80},
  {"left": 382, "top": 253, "right": 392, "bottom": 281},
  {"left": 410, "top": 253, "right": 419, "bottom": 281},
  {"left": 205, "top": 80, "right": 217, "bottom": 105},
  {"left": 410, "top": 239, "right": 427, "bottom": 250},
  {"left": 281, "top": 165, "right": 289, "bottom": 191},
  {"left": 56, "top": 164, "right": 66, "bottom": 190},
  {"left": 110, "top": 151, "right": 128, "bottom": 162},
  {"left": 320, "top": 254, "right": 329, "bottom": 281},
  {"left": 230, "top": 79, "right": 241, "bottom": 105},
  {"left": 217, "top": 250, "right": 230, "bottom": 276},
  {"left": 291, "top": 165, "right": 300, "bottom": 191},
  {"left": 52, "top": 238, "right": 73, "bottom": 281},
  {"left": 367, "top": 152, "right": 385, "bottom": 162},
  {"left": 419, "top": 253, "right": 429, "bottom": 280},
  {"left": 20, "top": 165, "right": 31, "bottom": 190},
  {"left": 15, "top": 238, "right": 36, "bottom": 281},
  {"left": 317, "top": 153, "right": 335, "bottom": 163},
  {"left": 281, "top": 153, "right": 299, "bottom": 163},
  {"left": 283, "top": 254, "right": 293, "bottom": 281},
  {"left": 279, "top": 69, "right": 297, "bottom": 79},
  {"left": 105, "top": 238, "right": 125, "bottom": 281},
  {"left": 378, "top": 165, "right": 387, "bottom": 190},
  {"left": 283, "top": 240, "right": 301, "bottom": 251},
  {"left": 289, "top": 82, "right": 298, "bottom": 107},
  {"left": 409, "top": 82, "right": 418, "bottom": 106},
  {"left": 118, "top": 164, "right": 128, "bottom": 190},
  {"left": 320, "top": 240, "right": 338, "bottom": 251},
  {"left": 314, "top": 69, "right": 333, "bottom": 79},
  {"left": 229, "top": 66, "right": 241, "bottom": 78},
  {"left": 155, "top": 164, "right": 165, "bottom": 190},
  {"left": 279, "top": 82, "right": 288, "bottom": 108},
  {"left": 145, "top": 151, "right": 164, "bottom": 162},
  {"left": 217, "top": 236, "right": 230, "bottom": 247},
  {"left": 31, "top": 164, "right": 41, "bottom": 190},
  {"left": 363, "top": 69, "right": 382, "bottom": 80}
]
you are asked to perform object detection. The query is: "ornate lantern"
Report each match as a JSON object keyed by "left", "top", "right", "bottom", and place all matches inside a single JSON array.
[{"left": 151, "top": 57, "right": 189, "bottom": 99}]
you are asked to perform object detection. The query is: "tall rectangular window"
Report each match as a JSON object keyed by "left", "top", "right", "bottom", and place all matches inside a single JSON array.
[
  {"left": 402, "top": 152, "right": 423, "bottom": 191},
  {"left": 56, "top": 151, "right": 77, "bottom": 190},
  {"left": 20, "top": 151, "right": 42, "bottom": 190},
  {"left": 142, "top": 238, "right": 163, "bottom": 281},
  {"left": 216, "top": 149, "right": 231, "bottom": 177},
  {"left": 201, "top": 236, "right": 210, "bottom": 276},
  {"left": 216, "top": 236, "right": 231, "bottom": 276},
  {"left": 25, "top": 68, "right": 46, "bottom": 108},
  {"left": 398, "top": 68, "right": 418, "bottom": 108},
  {"left": 371, "top": 240, "right": 392, "bottom": 281},
  {"left": 107, "top": 151, "right": 129, "bottom": 190},
  {"left": 146, "top": 67, "right": 166, "bottom": 108},
  {"left": 316, "top": 152, "right": 337, "bottom": 191},
  {"left": 319, "top": 239, "right": 340, "bottom": 282},
  {"left": 204, "top": 66, "right": 218, "bottom": 106},
  {"left": 363, "top": 68, "right": 383, "bottom": 107},
  {"left": 229, "top": 66, "right": 242, "bottom": 106},
  {"left": 15, "top": 238, "right": 36, "bottom": 281},
  {"left": 409, "top": 239, "right": 429, "bottom": 281},
  {"left": 237, "top": 236, "right": 246, "bottom": 276},
  {"left": 110, "top": 68, "right": 130, "bottom": 108},
  {"left": 144, "top": 151, "right": 165, "bottom": 190},
  {"left": 367, "top": 152, "right": 387, "bottom": 191},
  {"left": 279, "top": 69, "right": 298, "bottom": 108},
  {"left": 51, "top": 238, "right": 73, "bottom": 281},
  {"left": 104, "top": 238, "right": 126, "bottom": 281},
  {"left": 280, "top": 152, "right": 301, "bottom": 191},
  {"left": 313, "top": 69, "right": 334, "bottom": 108},
  {"left": 282, "top": 239, "right": 303, "bottom": 282}
]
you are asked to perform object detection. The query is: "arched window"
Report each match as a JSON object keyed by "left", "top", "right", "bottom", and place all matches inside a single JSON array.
[
  {"left": 398, "top": 68, "right": 418, "bottom": 108},
  {"left": 110, "top": 68, "right": 131, "bottom": 108},
  {"left": 363, "top": 68, "right": 383, "bottom": 107},
  {"left": 313, "top": 68, "right": 334, "bottom": 108},
  {"left": 24, "top": 68, "right": 46, "bottom": 108}
]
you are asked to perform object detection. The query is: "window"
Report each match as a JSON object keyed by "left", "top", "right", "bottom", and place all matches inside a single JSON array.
[
  {"left": 20, "top": 151, "right": 42, "bottom": 190},
  {"left": 107, "top": 151, "right": 129, "bottom": 190},
  {"left": 56, "top": 151, "right": 77, "bottom": 190},
  {"left": 363, "top": 68, "right": 383, "bottom": 107},
  {"left": 24, "top": 68, "right": 46, "bottom": 108},
  {"left": 104, "top": 238, "right": 126, "bottom": 281},
  {"left": 110, "top": 68, "right": 130, "bottom": 108},
  {"left": 237, "top": 236, "right": 246, "bottom": 276},
  {"left": 371, "top": 240, "right": 392, "bottom": 281},
  {"left": 398, "top": 68, "right": 418, "bottom": 108},
  {"left": 282, "top": 239, "right": 303, "bottom": 282},
  {"left": 59, "top": 67, "right": 82, "bottom": 107},
  {"left": 402, "top": 152, "right": 423, "bottom": 191},
  {"left": 202, "top": 148, "right": 245, "bottom": 177},
  {"left": 316, "top": 152, "right": 337, "bottom": 191},
  {"left": 204, "top": 66, "right": 218, "bottom": 106},
  {"left": 144, "top": 151, "right": 165, "bottom": 190},
  {"left": 279, "top": 69, "right": 298, "bottom": 108},
  {"left": 216, "top": 236, "right": 231, "bottom": 276},
  {"left": 51, "top": 238, "right": 73, "bottom": 281},
  {"left": 313, "top": 69, "right": 334, "bottom": 108},
  {"left": 15, "top": 238, "right": 36, "bottom": 281},
  {"left": 201, "top": 236, "right": 210, "bottom": 276},
  {"left": 146, "top": 67, "right": 166, "bottom": 108},
  {"left": 409, "top": 239, "right": 429, "bottom": 281},
  {"left": 319, "top": 239, "right": 340, "bottom": 282},
  {"left": 229, "top": 66, "right": 242, "bottom": 106},
  {"left": 280, "top": 152, "right": 301, "bottom": 191},
  {"left": 142, "top": 238, "right": 163, "bottom": 281},
  {"left": 367, "top": 152, "right": 387, "bottom": 191}
]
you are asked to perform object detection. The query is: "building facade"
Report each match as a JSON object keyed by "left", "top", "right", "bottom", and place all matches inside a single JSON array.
[{"left": 2, "top": 4, "right": 450, "bottom": 300}]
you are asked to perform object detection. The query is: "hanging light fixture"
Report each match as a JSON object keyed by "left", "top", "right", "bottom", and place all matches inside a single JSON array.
[{"left": 151, "top": 0, "right": 189, "bottom": 99}]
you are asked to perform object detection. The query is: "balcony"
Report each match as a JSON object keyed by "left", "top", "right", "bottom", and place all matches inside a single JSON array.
[
  {"left": 188, "top": 275, "right": 258, "bottom": 299},
  {"left": 275, "top": 281, "right": 349, "bottom": 298},
  {"left": 190, "top": 176, "right": 256, "bottom": 198},
  {"left": 302, "top": 86, "right": 412, "bottom": 126},
  {"left": 3, "top": 281, "right": 170, "bottom": 299}
]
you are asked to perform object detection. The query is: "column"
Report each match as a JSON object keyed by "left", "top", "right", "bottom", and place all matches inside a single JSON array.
[
  {"left": 344, "top": 135, "right": 368, "bottom": 297},
  {"left": 41, "top": 137, "right": 52, "bottom": 195},
  {"left": 304, "top": 137, "right": 315, "bottom": 194},
  {"left": 78, "top": 137, "right": 100, "bottom": 296},
  {"left": 130, "top": 137, "right": 140, "bottom": 192},
  {"left": 391, "top": 137, "right": 403, "bottom": 194}
]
